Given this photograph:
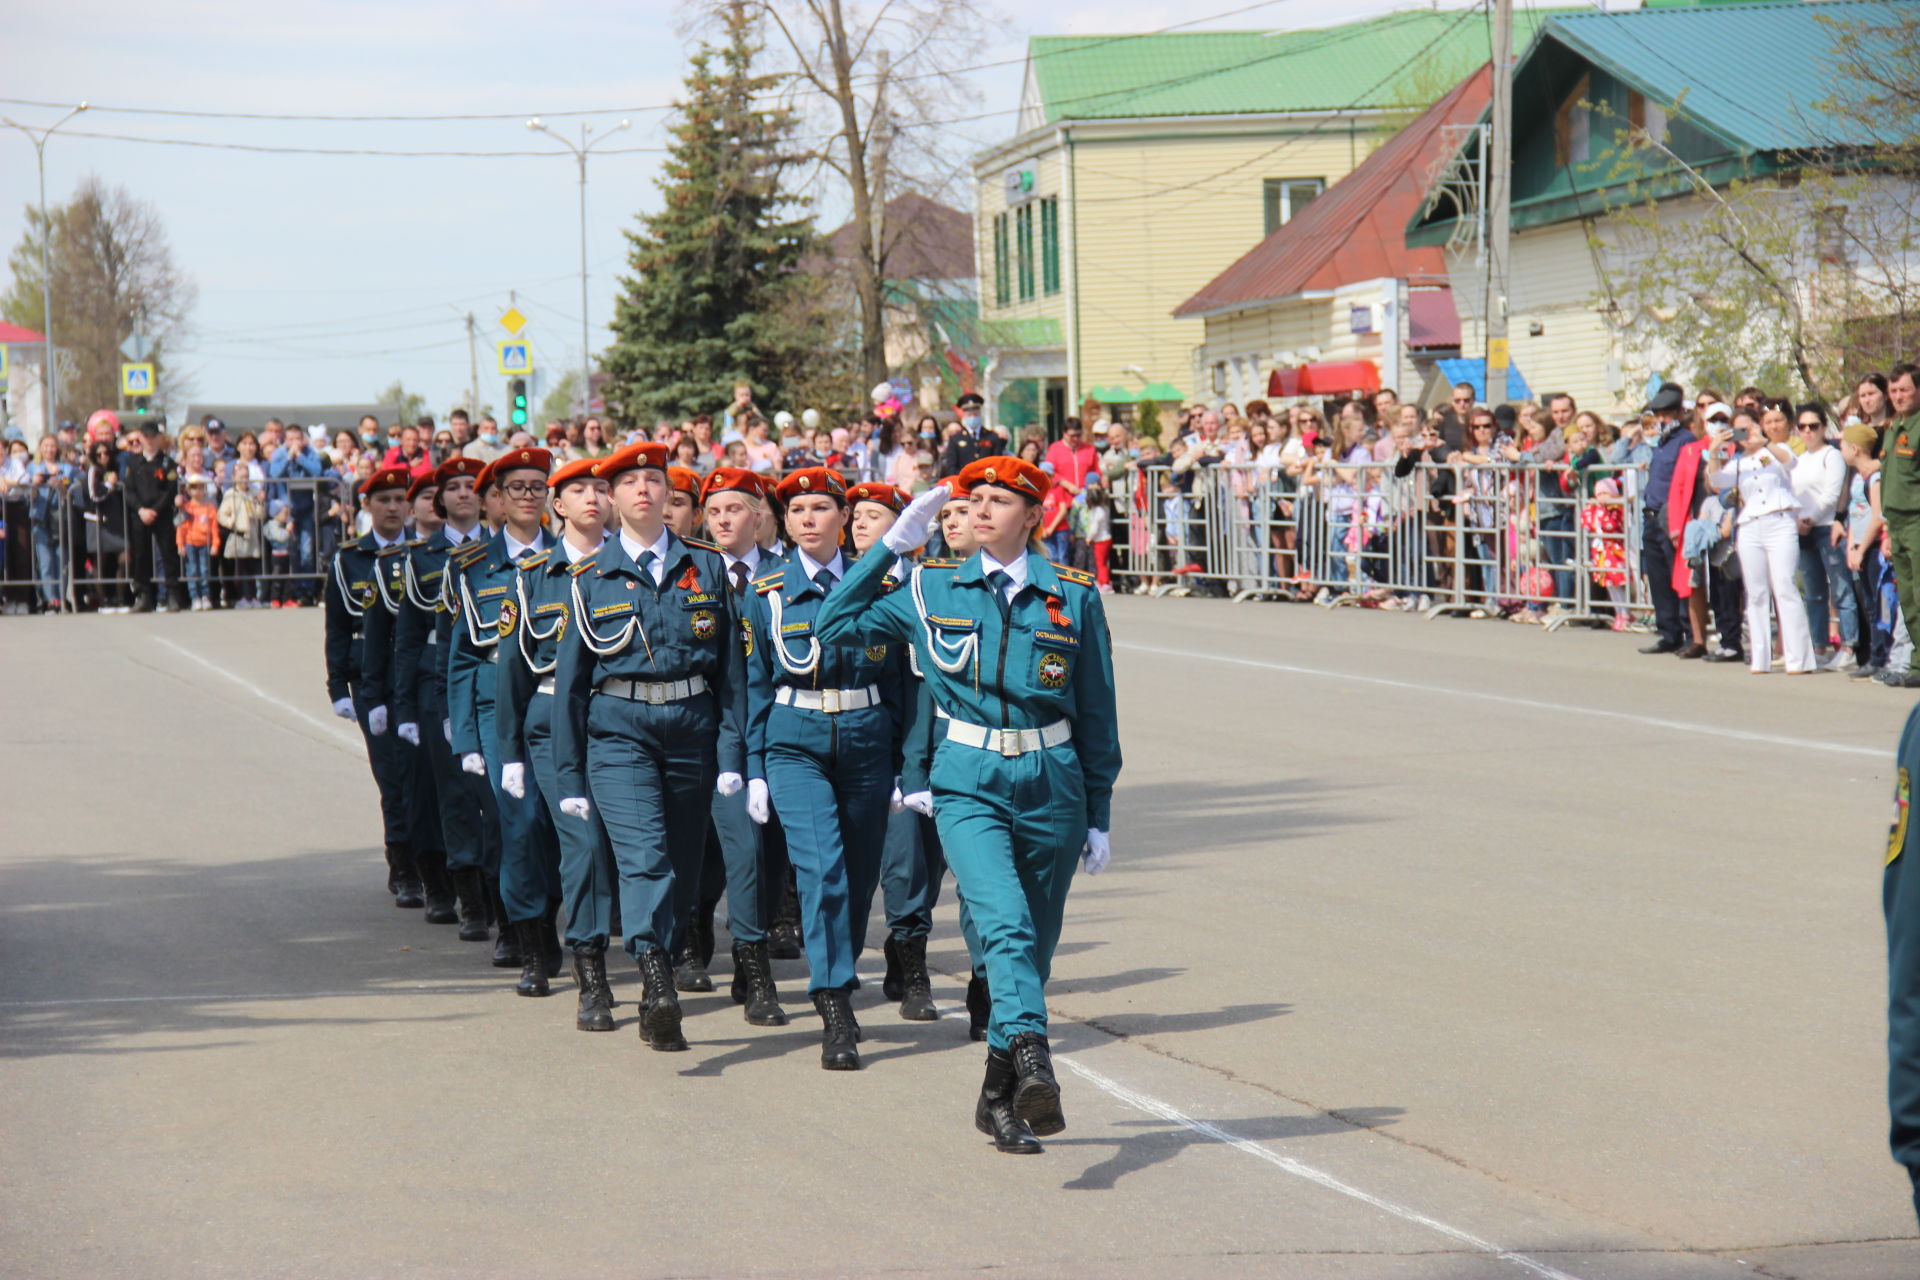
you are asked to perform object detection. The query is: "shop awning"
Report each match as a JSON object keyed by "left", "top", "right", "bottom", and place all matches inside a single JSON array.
[
  {"left": 1266, "top": 360, "right": 1381, "bottom": 398},
  {"left": 1407, "top": 289, "right": 1460, "bottom": 349},
  {"left": 1141, "top": 382, "right": 1184, "bottom": 400},
  {"left": 1084, "top": 385, "right": 1134, "bottom": 402}
]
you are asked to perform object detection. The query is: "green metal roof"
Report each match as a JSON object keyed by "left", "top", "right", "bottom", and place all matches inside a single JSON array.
[
  {"left": 1542, "top": 1, "right": 1902, "bottom": 151},
  {"left": 1026, "top": 9, "right": 1568, "bottom": 122}
]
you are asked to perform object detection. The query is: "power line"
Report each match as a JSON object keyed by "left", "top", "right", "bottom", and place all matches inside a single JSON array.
[{"left": 46, "top": 129, "right": 665, "bottom": 158}]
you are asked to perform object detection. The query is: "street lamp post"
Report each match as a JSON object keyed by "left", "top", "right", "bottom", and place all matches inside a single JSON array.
[
  {"left": 526, "top": 116, "right": 630, "bottom": 418},
  {"left": 3, "top": 103, "right": 89, "bottom": 435}
]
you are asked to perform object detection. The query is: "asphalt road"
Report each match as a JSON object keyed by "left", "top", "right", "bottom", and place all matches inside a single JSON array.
[{"left": 3, "top": 597, "right": 1916, "bottom": 1279}]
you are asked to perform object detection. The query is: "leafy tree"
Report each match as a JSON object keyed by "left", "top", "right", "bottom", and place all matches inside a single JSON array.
[
  {"left": 2, "top": 175, "right": 195, "bottom": 421},
  {"left": 600, "top": 4, "right": 822, "bottom": 424},
  {"left": 538, "top": 369, "right": 582, "bottom": 423},
  {"left": 374, "top": 379, "right": 427, "bottom": 426}
]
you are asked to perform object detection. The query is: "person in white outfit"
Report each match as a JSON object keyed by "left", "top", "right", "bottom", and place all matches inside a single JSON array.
[{"left": 1708, "top": 404, "right": 1816, "bottom": 674}]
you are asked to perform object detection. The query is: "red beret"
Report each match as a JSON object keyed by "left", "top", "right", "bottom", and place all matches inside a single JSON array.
[
  {"left": 360, "top": 465, "right": 411, "bottom": 496},
  {"left": 666, "top": 465, "right": 702, "bottom": 497},
  {"left": 406, "top": 471, "right": 439, "bottom": 502},
  {"left": 700, "top": 466, "right": 761, "bottom": 504},
  {"left": 433, "top": 456, "right": 485, "bottom": 487},
  {"left": 957, "top": 455, "right": 1047, "bottom": 502},
  {"left": 775, "top": 466, "right": 847, "bottom": 505},
  {"left": 548, "top": 457, "right": 603, "bottom": 491},
  {"left": 846, "top": 481, "right": 905, "bottom": 513},
  {"left": 599, "top": 441, "right": 670, "bottom": 481},
  {"left": 478, "top": 448, "right": 553, "bottom": 495}
]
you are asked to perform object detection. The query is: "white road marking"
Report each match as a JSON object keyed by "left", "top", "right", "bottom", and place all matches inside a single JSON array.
[
  {"left": 1059, "top": 1056, "right": 1585, "bottom": 1280},
  {"left": 1119, "top": 639, "right": 1883, "bottom": 759},
  {"left": 153, "top": 635, "right": 363, "bottom": 748}
]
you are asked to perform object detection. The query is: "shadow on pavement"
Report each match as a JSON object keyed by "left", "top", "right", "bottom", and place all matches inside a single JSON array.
[
  {"left": 1078, "top": 1001, "right": 1292, "bottom": 1039},
  {"left": 1053, "top": 1107, "right": 1405, "bottom": 1191}
]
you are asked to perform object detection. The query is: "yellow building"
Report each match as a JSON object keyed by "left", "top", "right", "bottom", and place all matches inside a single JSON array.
[{"left": 969, "top": 11, "right": 1559, "bottom": 432}]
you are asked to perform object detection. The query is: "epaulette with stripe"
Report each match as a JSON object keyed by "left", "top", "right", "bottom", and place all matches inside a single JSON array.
[
  {"left": 406, "top": 536, "right": 430, "bottom": 548},
  {"left": 568, "top": 557, "right": 597, "bottom": 577},
  {"left": 681, "top": 536, "right": 721, "bottom": 553},
  {"left": 918, "top": 558, "right": 961, "bottom": 569},
  {"left": 450, "top": 543, "right": 489, "bottom": 569},
  {"left": 518, "top": 551, "right": 550, "bottom": 571},
  {"left": 752, "top": 571, "right": 785, "bottom": 595},
  {"left": 376, "top": 544, "right": 407, "bottom": 558},
  {"left": 1050, "top": 562, "right": 1095, "bottom": 587}
]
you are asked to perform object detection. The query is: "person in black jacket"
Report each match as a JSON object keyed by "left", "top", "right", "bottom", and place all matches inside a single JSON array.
[
  {"left": 938, "top": 393, "right": 1003, "bottom": 479},
  {"left": 121, "top": 422, "right": 186, "bottom": 612}
]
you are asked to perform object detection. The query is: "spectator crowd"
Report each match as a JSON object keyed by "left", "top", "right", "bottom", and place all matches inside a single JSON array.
[{"left": 4, "top": 362, "right": 1917, "bottom": 687}]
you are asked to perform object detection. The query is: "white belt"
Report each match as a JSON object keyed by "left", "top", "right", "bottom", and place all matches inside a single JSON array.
[
  {"left": 776, "top": 685, "right": 880, "bottom": 714},
  {"left": 426, "top": 631, "right": 438, "bottom": 646},
  {"left": 943, "top": 716, "right": 1072, "bottom": 758},
  {"left": 535, "top": 680, "right": 555, "bottom": 696},
  {"left": 597, "top": 675, "right": 707, "bottom": 705}
]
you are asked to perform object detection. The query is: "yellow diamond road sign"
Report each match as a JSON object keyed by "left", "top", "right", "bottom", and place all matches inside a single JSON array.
[{"left": 499, "top": 307, "right": 528, "bottom": 336}]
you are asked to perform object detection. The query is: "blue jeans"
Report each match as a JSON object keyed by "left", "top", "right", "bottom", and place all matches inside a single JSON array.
[
  {"left": 182, "top": 544, "right": 211, "bottom": 602},
  {"left": 291, "top": 512, "right": 316, "bottom": 600},
  {"left": 1798, "top": 525, "right": 1858, "bottom": 649},
  {"left": 1043, "top": 530, "right": 1071, "bottom": 562},
  {"left": 31, "top": 522, "right": 61, "bottom": 605}
]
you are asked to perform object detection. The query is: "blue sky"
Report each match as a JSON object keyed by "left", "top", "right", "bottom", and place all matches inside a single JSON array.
[{"left": 1, "top": 0, "right": 1489, "bottom": 421}]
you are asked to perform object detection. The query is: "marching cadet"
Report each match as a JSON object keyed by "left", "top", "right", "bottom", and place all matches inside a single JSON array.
[
  {"left": 390, "top": 457, "right": 498, "bottom": 945},
  {"left": 664, "top": 465, "right": 702, "bottom": 540},
  {"left": 355, "top": 469, "right": 457, "bottom": 924},
  {"left": 551, "top": 442, "right": 749, "bottom": 1053},
  {"left": 322, "top": 465, "right": 421, "bottom": 905},
  {"left": 497, "top": 457, "right": 621, "bottom": 1029},
  {"left": 676, "top": 467, "right": 788, "bottom": 1017},
  {"left": 1888, "top": 703, "right": 1920, "bottom": 1225},
  {"left": 447, "top": 448, "right": 564, "bottom": 997},
  {"left": 814, "top": 456, "right": 1121, "bottom": 1153},
  {"left": 741, "top": 467, "right": 904, "bottom": 1071},
  {"left": 847, "top": 482, "right": 940, "bottom": 1024}
]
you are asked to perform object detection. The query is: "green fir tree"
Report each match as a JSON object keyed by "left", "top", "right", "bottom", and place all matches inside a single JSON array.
[{"left": 600, "top": 6, "right": 821, "bottom": 425}]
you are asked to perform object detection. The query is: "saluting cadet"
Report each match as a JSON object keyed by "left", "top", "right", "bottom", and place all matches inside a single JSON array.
[
  {"left": 323, "top": 465, "right": 421, "bottom": 905},
  {"left": 355, "top": 469, "right": 457, "bottom": 924},
  {"left": 496, "top": 457, "right": 622, "bottom": 1029},
  {"left": 1888, "top": 703, "right": 1920, "bottom": 1224},
  {"left": 664, "top": 465, "right": 702, "bottom": 540},
  {"left": 390, "top": 457, "right": 497, "bottom": 944},
  {"left": 551, "top": 442, "right": 748, "bottom": 1053},
  {"left": 741, "top": 467, "right": 904, "bottom": 1071},
  {"left": 848, "top": 482, "right": 940, "bottom": 1024},
  {"left": 679, "top": 466, "right": 788, "bottom": 1019},
  {"left": 814, "top": 456, "right": 1121, "bottom": 1153},
  {"left": 447, "top": 448, "right": 564, "bottom": 997}
]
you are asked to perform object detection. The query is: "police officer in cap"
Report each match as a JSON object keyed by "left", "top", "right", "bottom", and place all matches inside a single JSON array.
[
  {"left": 122, "top": 421, "right": 188, "bottom": 612},
  {"left": 939, "top": 393, "right": 999, "bottom": 480}
]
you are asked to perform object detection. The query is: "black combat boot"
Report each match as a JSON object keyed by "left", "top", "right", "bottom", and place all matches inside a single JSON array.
[
  {"left": 883, "top": 934, "right": 905, "bottom": 1002},
  {"left": 542, "top": 919, "right": 564, "bottom": 978},
  {"left": 731, "top": 940, "right": 787, "bottom": 1027},
  {"left": 812, "top": 989, "right": 861, "bottom": 1071},
  {"left": 692, "top": 899, "right": 717, "bottom": 970},
  {"left": 513, "top": 921, "right": 550, "bottom": 998},
  {"left": 489, "top": 882, "right": 519, "bottom": 967},
  {"left": 636, "top": 949, "right": 687, "bottom": 1051},
  {"left": 571, "top": 944, "right": 615, "bottom": 1032},
  {"left": 897, "top": 935, "right": 938, "bottom": 1022},
  {"left": 673, "top": 939, "right": 714, "bottom": 994},
  {"left": 417, "top": 847, "right": 457, "bottom": 924},
  {"left": 452, "top": 869, "right": 490, "bottom": 942},
  {"left": 767, "top": 919, "right": 801, "bottom": 960},
  {"left": 966, "top": 973, "right": 991, "bottom": 1042},
  {"left": 975, "top": 1048, "right": 1042, "bottom": 1154},
  {"left": 1007, "top": 1031, "right": 1064, "bottom": 1136},
  {"left": 386, "top": 844, "right": 424, "bottom": 908}
]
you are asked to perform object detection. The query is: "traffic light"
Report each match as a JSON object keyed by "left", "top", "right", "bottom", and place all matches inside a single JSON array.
[{"left": 509, "top": 377, "right": 529, "bottom": 428}]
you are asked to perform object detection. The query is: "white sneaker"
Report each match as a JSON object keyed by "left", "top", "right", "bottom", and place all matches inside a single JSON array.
[{"left": 1826, "top": 649, "right": 1858, "bottom": 672}]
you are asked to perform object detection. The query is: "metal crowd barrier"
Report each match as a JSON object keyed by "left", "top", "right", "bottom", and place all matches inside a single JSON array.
[
  {"left": 0, "top": 472, "right": 344, "bottom": 612},
  {"left": 1112, "top": 458, "right": 1654, "bottom": 629}
]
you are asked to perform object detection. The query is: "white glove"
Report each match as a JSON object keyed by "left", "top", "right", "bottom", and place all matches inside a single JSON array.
[
  {"left": 1082, "top": 828, "right": 1111, "bottom": 875},
  {"left": 442, "top": 718, "right": 452, "bottom": 744},
  {"left": 397, "top": 722, "right": 419, "bottom": 746},
  {"left": 501, "top": 762, "right": 525, "bottom": 799},
  {"left": 461, "top": 752, "right": 486, "bottom": 776},
  {"left": 890, "top": 783, "right": 905, "bottom": 813},
  {"left": 715, "top": 771, "right": 743, "bottom": 797},
  {"left": 367, "top": 705, "right": 388, "bottom": 736},
  {"left": 560, "top": 796, "right": 592, "bottom": 821},
  {"left": 746, "top": 778, "right": 771, "bottom": 825},
  {"left": 331, "top": 697, "right": 355, "bottom": 720},
  {"left": 903, "top": 790, "right": 934, "bottom": 817},
  {"left": 883, "top": 483, "right": 952, "bottom": 554}
]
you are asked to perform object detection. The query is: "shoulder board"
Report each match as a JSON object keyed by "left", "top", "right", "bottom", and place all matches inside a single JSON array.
[
  {"left": 918, "top": 558, "right": 960, "bottom": 569},
  {"left": 407, "top": 536, "right": 430, "bottom": 548},
  {"left": 376, "top": 545, "right": 406, "bottom": 558},
  {"left": 568, "top": 557, "right": 597, "bottom": 577},
  {"left": 1050, "top": 562, "right": 1095, "bottom": 587},
  {"left": 519, "top": 551, "right": 550, "bottom": 570},
  {"left": 450, "top": 543, "right": 489, "bottom": 567},
  {"left": 682, "top": 536, "right": 721, "bottom": 553},
  {"left": 752, "top": 572, "right": 785, "bottom": 595}
]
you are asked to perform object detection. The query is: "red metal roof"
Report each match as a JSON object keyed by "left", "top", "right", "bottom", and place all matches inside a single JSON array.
[
  {"left": 1174, "top": 66, "right": 1491, "bottom": 319},
  {"left": 0, "top": 322, "right": 48, "bottom": 344},
  {"left": 1408, "top": 288, "right": 1461, "bottom": 349}
]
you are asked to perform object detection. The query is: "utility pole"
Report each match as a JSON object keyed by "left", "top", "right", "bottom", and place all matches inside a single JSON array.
[
  {"left": 1485, "top": 0, "right": 1513, "bottom": 406},
  {"left": 2, "top": 103, "right": 88, "bottom": 435},
  {"left": 527, "top": 116, "right": 631, "bottom": 418}
]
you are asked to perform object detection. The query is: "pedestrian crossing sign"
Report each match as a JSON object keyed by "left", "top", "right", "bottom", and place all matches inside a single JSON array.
[
  {"left": 121, "top": 362, "right": 155, "bottom": 395},
  {"left": 497, "top": 341, "right": 532, "bottom": 376}
]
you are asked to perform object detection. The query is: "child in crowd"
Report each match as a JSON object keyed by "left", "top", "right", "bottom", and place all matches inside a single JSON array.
[
  {"left": 264, "top": 500, "right": 293, "bottom": 607},
  {"left": 1583, "top": 476, "right": 1630, "bottom": 628},
  {"left": 218, "top": 472, "right": 267, "bottom": 609},
  {"left": 1081, "top": 471, "right": 1113, "bottom": 591},
  {"left": 1039, "top": 462, "right": 1072, "bottom": 562},
  {"left": 175, "top": 477, "right": 222, "bottom": 611}
]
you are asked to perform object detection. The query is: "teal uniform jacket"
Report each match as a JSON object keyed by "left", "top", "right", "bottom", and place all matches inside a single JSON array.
[
  {"left": 1886, "top": 704, "right": 1920, "bottom": 1221},
  {"left": 445, "top": 530, "right": 538, "bottom": 759},
  {"left": 323, "top": 532, "right": 414, "bottom": 849},
  {"left": 551, "top": 533, "right": 747, "bottom": 801},
  {"left": 354, "top": 532, "right": 421, "bottom": 712},
  {"left": 496, "top": 545, "right": 577, "bottom": 764},
  {"left": 323, "top": 533, "right": 403, "bottom": 704},
  {"left": 390, "top": 528, "right": 461, "bottom": 731}
]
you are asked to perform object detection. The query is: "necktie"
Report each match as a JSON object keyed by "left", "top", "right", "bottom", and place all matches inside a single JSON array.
[
  {"left": 637, "top": 549, "right": 657, "bottom": 584},
  {"left": 730, "top": 561, "right": 749, "bottom": 596},
  {"left": 814, "top": 568, "right": 836, "bottom": 597},
  {"left": 986, "top": 569, "right": 1012, "bottom": 621}
]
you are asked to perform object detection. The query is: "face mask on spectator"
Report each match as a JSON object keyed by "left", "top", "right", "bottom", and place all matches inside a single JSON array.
[
  {"left": 480, "top": 427, "right": 499, "bottom": 444},
  {"left": 963, "top": 414, "right": 982, "bottom": 431}
]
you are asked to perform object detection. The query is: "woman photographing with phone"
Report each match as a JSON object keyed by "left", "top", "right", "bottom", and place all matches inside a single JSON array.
[{"left": 1708, "top": 403, "right": 1816, "bottom": 674}]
